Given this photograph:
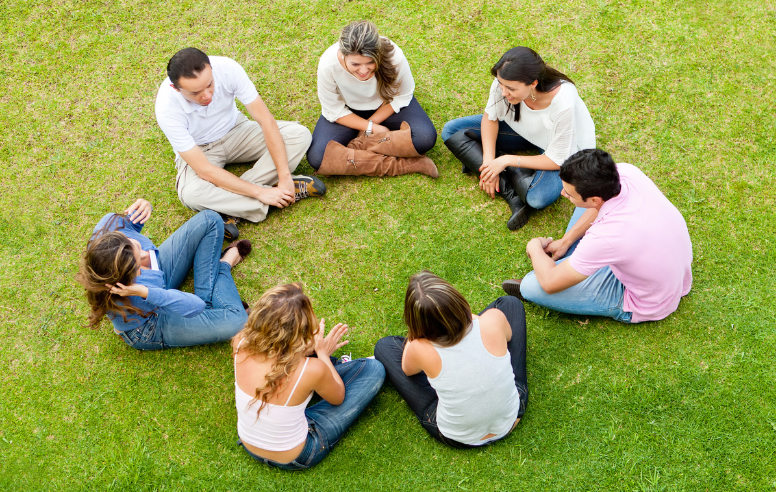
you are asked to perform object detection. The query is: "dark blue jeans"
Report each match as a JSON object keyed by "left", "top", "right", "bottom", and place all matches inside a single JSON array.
[
  {"left": 118, "top": 210, "right": 248, "bottom": 349},
  {"left": 307, "top": 97, "right": 437, "bottom": 170},
  {"left": 239, "top": 357, "right": 385, "bottom": 470},
  {"left": 441, "top": 114, "right": 563, "bottom": 209},
  {"left": 374, "top": 296, "right": 528, "bottom": 449}
]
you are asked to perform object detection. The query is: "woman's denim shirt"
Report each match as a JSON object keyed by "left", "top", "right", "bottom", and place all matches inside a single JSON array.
[{"left": 92, "top": 213, "right": 206, "bottom": 332}]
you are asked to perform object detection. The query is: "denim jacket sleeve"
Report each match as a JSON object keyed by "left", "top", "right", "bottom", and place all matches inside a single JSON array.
[
  {"left": 94, "top": 213, "right": 144, "bottom": 234},
  {"left": 144, "top": 287, "right": 206, "bottom": 317}
]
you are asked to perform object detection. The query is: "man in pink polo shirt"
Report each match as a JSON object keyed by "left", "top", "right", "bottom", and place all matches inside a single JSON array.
[{"left": 502, "top": 149, "right": 692, "bottom": 323}]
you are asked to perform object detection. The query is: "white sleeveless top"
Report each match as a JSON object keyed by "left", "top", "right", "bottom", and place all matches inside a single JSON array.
[
  {"left": 428, "top": 319, "right": 520, "bottom": 445},
  {"left": 234, "top": 344, "right": 313, "bottom": 451}
]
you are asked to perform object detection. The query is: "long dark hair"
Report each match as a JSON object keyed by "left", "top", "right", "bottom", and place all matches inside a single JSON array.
[
  {"left": 489, "top": 46, "right": 574, "bottom": 121},
  {"left": 339, "top": 20, "right": 400, "bottom": 103},
  {"left": 76, "top": 215, "right": 150, "bottom": 329}
]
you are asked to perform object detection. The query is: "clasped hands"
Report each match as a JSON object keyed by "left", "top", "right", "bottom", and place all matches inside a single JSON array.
[
  {"left": 526, "top": 236, "right": 570, "bottom": 261},
  {"left": 256, "top": 174, "right": 296, "bottom": 208},
  {"left": 477, "top": 156, "right": 511, "bottom": 198}
]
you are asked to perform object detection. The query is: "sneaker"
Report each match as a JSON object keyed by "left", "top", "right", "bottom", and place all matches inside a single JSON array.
[
  {"left": 221, "top": 215, "right": 240, "bottom": 241},
  {"left": 502, "top": 278, "right": 526, "bottom": 302},
  {"left": 293, "top": 175, "right": 327, "bottom": 202},
  {"left": 340, "top": 353, "right": 352, "bottom": 363}
]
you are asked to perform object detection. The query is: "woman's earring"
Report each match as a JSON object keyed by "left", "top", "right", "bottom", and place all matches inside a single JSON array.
[{"left": 530, "top": 89, "right": 536, "bottom": 102}]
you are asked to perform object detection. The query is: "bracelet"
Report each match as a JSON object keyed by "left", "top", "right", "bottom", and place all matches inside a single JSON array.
[{"left": 516, "top": 156, "right": 521, "bottom": 168}]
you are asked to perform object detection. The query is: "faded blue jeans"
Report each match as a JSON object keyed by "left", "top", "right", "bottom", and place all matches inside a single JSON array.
[
  {"left": 118, "top": 210, "right": 248, "bottom": 349},
  {"left": 441, "top": 114, "right": 563, "bottom": 209},
  {"left": 518, "top": 207, "right": 634, "bottom": 322},
  {"left": 239, "top": 357, "right": 386, "bottom": 470}
]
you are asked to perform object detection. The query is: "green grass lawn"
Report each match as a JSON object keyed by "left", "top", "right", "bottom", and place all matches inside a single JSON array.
[{"left": 2, "top": 0, "right": 775, "bottom": 490}]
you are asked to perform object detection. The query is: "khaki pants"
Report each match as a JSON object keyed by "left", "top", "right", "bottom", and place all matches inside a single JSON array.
[{"left": 175, "top": 114, "right": 312, "bottom": 223}]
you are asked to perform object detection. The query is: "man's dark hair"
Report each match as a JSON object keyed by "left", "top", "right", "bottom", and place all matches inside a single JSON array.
[
  {"left": 167, "top": 48, "right": 210, "bottom": 88},
  {"left": 559, "top": 149, "right": 622, "bottom": 202}
]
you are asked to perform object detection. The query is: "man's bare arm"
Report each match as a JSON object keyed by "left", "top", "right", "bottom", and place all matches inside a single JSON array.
[
  {"left": 178, "top": 145, "right": 294, "bottom": 208},
  {"left": 244, "top": 96, "right": 294, "bottom": 194}
]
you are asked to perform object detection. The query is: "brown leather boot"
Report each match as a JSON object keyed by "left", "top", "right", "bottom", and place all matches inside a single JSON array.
[
  {"left": 318, "top": 141, "right": 439, "bottom": 178},
  {"left": 347, "top": 121, "right": 421, "bottom": 158}
]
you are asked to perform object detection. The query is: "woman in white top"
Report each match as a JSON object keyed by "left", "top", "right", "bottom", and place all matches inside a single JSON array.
[
  {"left": 442, "top": 47, "right": 596, "bottom": 230},
  {"left": 374, "top": 271, "right": 528, "bottom": 448},
  {"left": 232, "top": 283, "right": 385, "bottom": 470},
  {"left": 307, "top": 21, "right": 438, "bottom": 178}
]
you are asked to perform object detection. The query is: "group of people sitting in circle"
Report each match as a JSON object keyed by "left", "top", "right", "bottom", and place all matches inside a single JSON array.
[{"left": 76, "top": 20, "right": 693, "bottom": 470}]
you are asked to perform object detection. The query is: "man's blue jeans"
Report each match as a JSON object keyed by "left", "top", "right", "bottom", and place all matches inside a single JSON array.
[
  {"left": 119, "top": 210, "right": 248, "bottom": 349},
  {"left": 441, "top": 114, "right": 563, "bottom": 209},
  {"left": 239, "top": 358, "right": 386, "bottom": 470},
  {"left": 519, "top": 207, "right": 634, "bottom": 323}
]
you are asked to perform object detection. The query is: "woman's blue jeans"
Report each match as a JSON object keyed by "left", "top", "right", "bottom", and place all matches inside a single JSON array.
[
  {"left": 442, "top": 114, "right": 563, "bottom": 209},
  {"left": 518, "top": 207, "right": 634, "bottom": 323},
  {"left": 239, "top": 358, "right": 386, "bottom": 470},
  {"left": 118, "top": 210, "right": 248, "bottom": 349},
  {"left": 307, "top": 97, "right": 437, "bottom": 170}
]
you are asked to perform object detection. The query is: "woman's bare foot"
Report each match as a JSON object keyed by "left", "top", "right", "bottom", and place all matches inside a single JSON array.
[
  {"left": 220, "top": 239, "right": 252, "bottom": 268},
  {"left": 221, "top": 247, "right": 242, "bottom": 267}
]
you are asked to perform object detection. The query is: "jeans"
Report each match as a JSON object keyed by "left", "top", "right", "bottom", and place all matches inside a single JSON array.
[
  {"left": 307, "top": 97, "right": 437, "bottom": 170},
  {"left": 239, "top": 358, "right": 386, "bottom": 470},
  {"left": 519, "top": 207, "right": 634, "bottom": 323},
  {"left": 441, "top": 114, "right": 563, "bottom": 209},
  {"left": 374, "top": 296, "right": 528, "bottom": 449},
  {"left": 118, "top": 210, "right": 248, "bottom": 349}
]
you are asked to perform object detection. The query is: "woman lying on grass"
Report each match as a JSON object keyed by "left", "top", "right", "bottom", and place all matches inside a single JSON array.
[
  {"left": 375, "top": 271, "right": 528, "bottom": 448},
  {"left": 232, "top": 283, "right": 385, "bottom": 470},
  {"left": 77, "top": 198, "right": 251, "bottom": 350}
]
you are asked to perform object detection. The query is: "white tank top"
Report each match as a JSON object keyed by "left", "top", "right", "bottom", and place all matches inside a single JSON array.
[
  {"left": 234, "top": 343, "right": 313, "bottom": 451},
  {"left": 428, "top": 318, "right": 520, "bottom": 445}
]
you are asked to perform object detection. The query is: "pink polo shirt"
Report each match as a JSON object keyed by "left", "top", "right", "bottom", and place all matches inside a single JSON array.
[{"left": 569, "top": 163, "right": 693, "bottom": 322}]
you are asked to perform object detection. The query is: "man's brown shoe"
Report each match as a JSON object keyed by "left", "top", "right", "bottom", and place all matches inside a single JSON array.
[
  {"left": 502, "top": 278, "right": 526, "bottom": 301},
  {"left": 293, "top": 175, "right": 327, "bottom": 202}
]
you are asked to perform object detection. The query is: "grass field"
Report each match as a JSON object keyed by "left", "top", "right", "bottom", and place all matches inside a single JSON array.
[{"left": 1, "top": 0, "right": 775, "bottom": 490}]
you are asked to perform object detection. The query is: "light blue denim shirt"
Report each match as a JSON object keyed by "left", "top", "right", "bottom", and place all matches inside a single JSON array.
[{"left": 93, "top": 213, "right": 206, "bottom": 332}]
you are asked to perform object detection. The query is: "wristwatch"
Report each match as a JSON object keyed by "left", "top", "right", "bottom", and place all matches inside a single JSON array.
[{"left": 365, "top": 120, "right": 374, "bottom": 137}]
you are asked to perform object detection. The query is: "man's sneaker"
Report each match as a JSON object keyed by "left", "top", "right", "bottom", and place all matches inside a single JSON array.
[
  {"left": 293, "top": 175, "right": 327, "bottom": 202},
  {"left": 502, "top": 278, "right": 526, "bottom": 302},
  {"left": 221, "top": 215, "right": 240, "bottom": 241}
]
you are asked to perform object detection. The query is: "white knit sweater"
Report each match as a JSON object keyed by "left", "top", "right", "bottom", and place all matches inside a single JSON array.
[
  {"left": 317, "top": 41, "right": 415, "bottom": 122},
  {"left": 484, "top": 80, "right": 596, "bottom": 166}
]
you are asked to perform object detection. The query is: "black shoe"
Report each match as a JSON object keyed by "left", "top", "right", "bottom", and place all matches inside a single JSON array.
[
  {"left": 293, "top": 175, "right": 327, "bottom": 202},
  {"left": 499, "top": 177, "right": 532, "bottom": 231},
  {"left": 221, "top": 215, "right": 240, "bottom": 241},
  {"left": 502, "top": 278, "right": 526, "bottom": 301}
]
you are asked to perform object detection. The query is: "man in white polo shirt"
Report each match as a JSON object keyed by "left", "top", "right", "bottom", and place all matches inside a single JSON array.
[
  {"left": 502, "top": 149, "right": 693, "bottom": 323},
  {"left": 155, "top": 47, "right": 326, "bottom": 239}
]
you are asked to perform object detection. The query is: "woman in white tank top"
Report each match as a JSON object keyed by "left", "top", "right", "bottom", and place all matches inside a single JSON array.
[
  {"left": 374, "top": 271, "right": 528, "bottom": 448},
  {"left": 232, "top": 283, "right": 385, "bottom": 470},
  {"left": 442, "top": 47, "right": 596, "bottom": 231}
]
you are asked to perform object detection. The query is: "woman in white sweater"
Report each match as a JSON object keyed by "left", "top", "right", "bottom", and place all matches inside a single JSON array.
[
  {"left": 443, "top": 47, "right": 596, "bottom": 230},
  {"left": 307, "top": 21, "right": 438, "bottom": 178}
]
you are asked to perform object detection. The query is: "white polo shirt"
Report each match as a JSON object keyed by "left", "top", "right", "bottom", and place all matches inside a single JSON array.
[{"left": 155, "top": 56, "right": 259, "bottom": 153}]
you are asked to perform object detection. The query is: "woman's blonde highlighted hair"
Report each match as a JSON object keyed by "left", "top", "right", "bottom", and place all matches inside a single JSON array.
[
  {"left": 234, "top": 283, "right": 318, "bottom": 417},
  {"left": 404, "top": 271, "right": 472, "bottom": 347},
  {"left": 339, "top": 20, "right": 400, "bottom": 103}
]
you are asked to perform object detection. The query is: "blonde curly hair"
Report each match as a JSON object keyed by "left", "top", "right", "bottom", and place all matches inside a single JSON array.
[{"left": 234, "top": 283, "right": 318, "bottom": 417}]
